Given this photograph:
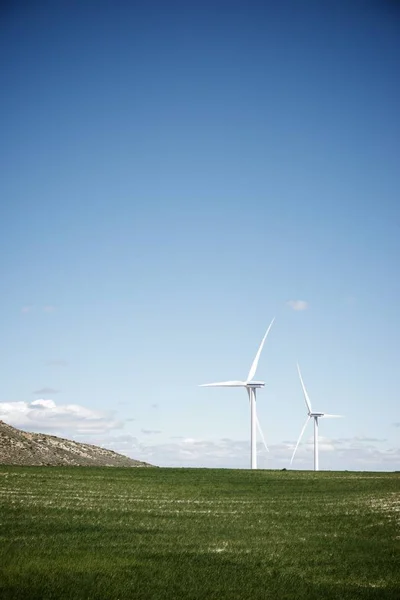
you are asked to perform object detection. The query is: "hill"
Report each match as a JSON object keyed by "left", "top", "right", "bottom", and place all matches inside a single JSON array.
[{"left": 0, "top": 420, "right": 152, "bottom": 467}]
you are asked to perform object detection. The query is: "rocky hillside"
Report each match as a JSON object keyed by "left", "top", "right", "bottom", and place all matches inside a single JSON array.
[{"left": 0, "top": 420, "right": 153, "bottom": 467}]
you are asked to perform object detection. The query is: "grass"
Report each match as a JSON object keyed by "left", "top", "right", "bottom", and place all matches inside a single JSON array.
[{"left": 0, "top": 467, "right": 399, "bottom": 599}]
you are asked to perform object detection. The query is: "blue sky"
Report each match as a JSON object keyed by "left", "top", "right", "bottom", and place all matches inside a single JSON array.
[{"left": 1, "top": 0, "right": 399, "bottom": 470}]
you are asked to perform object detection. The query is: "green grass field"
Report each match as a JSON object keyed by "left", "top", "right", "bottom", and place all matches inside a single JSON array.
[{"left": 0, "top": 467, "right": 399, "bottom": 599}]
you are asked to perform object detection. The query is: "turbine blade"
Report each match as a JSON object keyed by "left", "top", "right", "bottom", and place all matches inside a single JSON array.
[
  {"left": 199, "top": 380, "right": 246, "bottom": 387},
  {"left": 246, "top": 318, "right": 275, "bottom": 382},
  {"left": 321, "top": 414, "right": 343, "bottom": 418},
  {"left": 256, "top": 414, "right": 269, "bottom": 453},
  {"left": 290, "top": 416, "right": 311, "bottom": 465},
  {"left": 297, "top": 363, "right": 312, "bottom": 413}
]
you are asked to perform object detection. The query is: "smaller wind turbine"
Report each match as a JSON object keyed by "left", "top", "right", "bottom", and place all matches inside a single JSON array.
[{"left": 290, "top": 364, "right": 342, "bottom": 471}]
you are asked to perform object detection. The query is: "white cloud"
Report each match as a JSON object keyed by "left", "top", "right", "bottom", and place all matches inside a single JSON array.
[
  {"left": 21, "top": 305, "right": 57, "bottom": 314},
  {"left": 1, "top": 398, "right": 398, "bottom": 471},
  {"left": 88, "top": 434, "right": 400, "bottom": 471},
  {"left": 95, "top": 436, "right": 275, "bottom": 468},
  {"left": 141, "top": 429, "right": 162, "bottom": 435},
  {"left": 286, "top": 300, "right": 309, "bottom": 311},
  {"left": 32, "top": 399, "right": 57, "bottom": 409},
  {"left": 43, "top": 305, "right": 56, "bottom": 313},
  {"left": 0, "top": 399, "right": 122, "bottom": 435},
  {"left": 285, "top": 435, "right": 400, "bottom": 470}
]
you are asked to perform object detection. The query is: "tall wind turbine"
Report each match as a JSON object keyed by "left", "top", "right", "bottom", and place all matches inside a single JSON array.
[
  {"left": 200, "top": 319, "right": 275, "bottom": 470},
  {"left": 290, "top": 364, "right": 342, "bottom": 471}
]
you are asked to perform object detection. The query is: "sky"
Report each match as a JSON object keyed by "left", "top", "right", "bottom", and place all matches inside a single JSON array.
[{"left": 0, "top": 0, "right": 399, "bottom": 470}]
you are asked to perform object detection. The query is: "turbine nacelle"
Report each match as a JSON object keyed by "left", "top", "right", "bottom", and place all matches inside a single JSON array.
[
  {"left": 246, "top": 381, "right": 265, "bottom": 389},
  {"left": 310, "top": 412, "right": 342, "bottom": 419}
]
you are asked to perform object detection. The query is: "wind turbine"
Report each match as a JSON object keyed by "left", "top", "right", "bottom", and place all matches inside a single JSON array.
[
  {"left": 200, "top": 318, "right": 275, "bottom": 470},
  {"left": 290, "top": 363, "right": 342, "bottom": 471}
]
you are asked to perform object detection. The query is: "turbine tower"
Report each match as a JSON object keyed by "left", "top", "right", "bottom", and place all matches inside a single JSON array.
[
  {"left": 291, "top": 363, "right": 342, "bottom": 471},
  {"left": 200, "top": 319, "right": 275, "bottom": 470}
]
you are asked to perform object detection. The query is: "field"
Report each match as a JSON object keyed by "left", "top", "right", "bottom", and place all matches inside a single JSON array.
[{"left": 0, "top": 467, "right": 399, "bottom": 599}]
